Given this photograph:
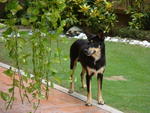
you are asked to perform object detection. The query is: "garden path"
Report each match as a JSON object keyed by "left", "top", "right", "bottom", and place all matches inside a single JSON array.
[{"left": 0, "top": 67, "right": 109, "bottom": 113}]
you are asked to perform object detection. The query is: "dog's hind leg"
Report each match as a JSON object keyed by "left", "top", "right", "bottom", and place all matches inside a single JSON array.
[
  {"left": 97, "top": 73, "right": 104, "bottom": 105},
  {"left": 68, "top": 58, "right": 78, "bottom": 94},
  {"left": 80, "top": 66, "right": 86, "bottom": 88}
]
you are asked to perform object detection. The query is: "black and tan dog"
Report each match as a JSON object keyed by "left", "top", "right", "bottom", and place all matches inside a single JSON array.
[{"left": 68, "top": 30, "right": 106, "bottom": 106}]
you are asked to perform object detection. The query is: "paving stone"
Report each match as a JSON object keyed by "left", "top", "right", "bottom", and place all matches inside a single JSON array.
[{"left": 0, "top": 67, "right": 109, "bottom": 113}]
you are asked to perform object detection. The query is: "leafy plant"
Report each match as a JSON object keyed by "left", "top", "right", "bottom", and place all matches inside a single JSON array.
[
  {"left": 0, "top": 23, "right": 6, "bottom": 29},
  {"left": 1, "top": 0, "right": 66, "bottom": 112},
  {"left": 111, "top": 27, "right": 150, "bottom": 41},
  {"left": 128, "top": 12, "right": 144, "bottom": 29},
  {"left": 141, "top": 12, "right": 150, "bottom": 30},
  {"left": 125, "top": 0, "right": 147, "bottom": 30},
  {"left": 62, "top": 0, "right": 117, "bottom": 33}
]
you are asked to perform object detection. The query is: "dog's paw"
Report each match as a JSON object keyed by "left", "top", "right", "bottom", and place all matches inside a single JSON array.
[
  {"left": 68, "top": 90, "right": 74, "bottom": 94},
  {"left": 85, "top": 102, "right": 92, "bottom": 106},
  {"left": 81, "top": 84, "right": 86, "bottom": 89},
  {"left": 98, "top": 100, "right": 104, "bottom": 105}
]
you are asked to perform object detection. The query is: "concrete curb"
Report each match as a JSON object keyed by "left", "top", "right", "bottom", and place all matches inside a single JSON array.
[{"left": 0, "top": 62, "right": 123, "bottom": 113}]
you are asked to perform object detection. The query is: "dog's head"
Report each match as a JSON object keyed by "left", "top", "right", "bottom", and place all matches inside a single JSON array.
[{"left": 83, "top": 30, "right": 105, "bottom": 58}]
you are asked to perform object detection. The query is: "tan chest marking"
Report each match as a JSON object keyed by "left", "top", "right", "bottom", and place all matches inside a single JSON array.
[
  {"left": 88, "top": 47, "right": 101, "bottom": 61},
  {"left": 87, "top": 66, "right": 105, "bottom": 75}
]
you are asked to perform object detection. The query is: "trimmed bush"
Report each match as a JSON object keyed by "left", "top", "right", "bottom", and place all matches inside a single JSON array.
[
  {"left": 62, "top": 0, "right": 117, "bottom": 33},
  {"left": 141, "top": 12, "right": 150, "bottom": 30},
  {"left": 111, "top": 27, "right": 150, "bottom": 41}
]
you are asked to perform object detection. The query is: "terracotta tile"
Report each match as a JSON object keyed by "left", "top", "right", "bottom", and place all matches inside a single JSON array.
[{"left": 0, "top": 67, "right": 108, "bottom": 113}]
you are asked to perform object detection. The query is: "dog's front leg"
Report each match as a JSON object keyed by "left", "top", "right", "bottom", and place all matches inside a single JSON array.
[
  {"left": 81, "top": 67, "right": 86, "bottom": 88},
  {"left": 97, "top": 73, "right": 104, "bottom": 105},
  {"left": 68, "top": 69, "right": 75, "bottom": 94},
  {"left": 86, "top": 74, "right": 93, "bottom": 106}
]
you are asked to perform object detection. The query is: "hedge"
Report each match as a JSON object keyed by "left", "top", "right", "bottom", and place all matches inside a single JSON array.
[{"left": 110, "top": 27, "right": 150, "bottom": 41}]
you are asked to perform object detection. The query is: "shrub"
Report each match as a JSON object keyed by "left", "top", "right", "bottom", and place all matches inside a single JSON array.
[
  {"left": 141, "top": 12, "right": 150, "bottom": 30},
  {"left": 62, "top": 0, "right": 117, "bottom": 33},
  {"left": 128, "top": 12, "right": 144, "bottom": 30},
  {"left": 111, "top": 27, "right": 150, "bottom": 41},
  {"left": 125, "top": 0, "right": 150, "bottom": 30},
  {"left": 1, "top": 0, "right": 66, "bottom": 112}
]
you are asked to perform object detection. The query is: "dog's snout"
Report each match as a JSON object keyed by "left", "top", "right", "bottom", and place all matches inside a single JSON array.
[
  {"left": 84, "top": 49, "right": 88, "bottom": 53},
  {"left": 83, "top": 48, "right": 97, "bottom": 56},
  {"left": 83, "top": 49, "right": 89, "bottom": 55}
]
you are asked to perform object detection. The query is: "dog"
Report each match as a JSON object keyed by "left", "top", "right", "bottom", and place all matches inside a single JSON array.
[{"left": 68, "top": 29, "right": 106, "bottom": 106}]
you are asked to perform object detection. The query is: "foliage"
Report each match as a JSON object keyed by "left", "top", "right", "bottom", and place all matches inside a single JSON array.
[
  {"left": 128, "top": 12, "right": 144, "bottom": 29},
  {"left": 141, "top": 12, "right": 150, "bottom": 30},
  {"left": 127, "top": 10, "right": 150, "bottom": 30},
  {"left": 0, "top": 23, "right": 6, "bottom": 29},
  {"left": 0, "top": 0, "right": 66, "bottom": 112},
  {"left": 0, "top": 0, "right": 7, "bottom": 3},
  {"left": 125, "top": 0, "right": 150, "bottom": 30},
  {"left": 62, "top": 0, "right": 117, "bottom": 33},
  {"left": 111, "top": 27, "right": 150, "bottom": 41}
]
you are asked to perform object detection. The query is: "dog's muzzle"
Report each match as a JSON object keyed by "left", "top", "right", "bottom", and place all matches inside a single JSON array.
[{"left": 83, "top": 49, "right": 96, "bottom": 56}]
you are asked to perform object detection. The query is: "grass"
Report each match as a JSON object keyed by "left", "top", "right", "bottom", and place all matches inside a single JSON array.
[{"left": 0, "top": 34, "right": 150, "bottom": 113}]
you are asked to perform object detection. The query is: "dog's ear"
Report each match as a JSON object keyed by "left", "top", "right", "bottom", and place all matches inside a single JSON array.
[{"left": 97, "top": 29, "right": 104, "bottom": 41}]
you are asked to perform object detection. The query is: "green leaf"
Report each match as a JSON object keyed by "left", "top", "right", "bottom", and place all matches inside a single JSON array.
[
  {"left": 27, "top": 7, "right": 39, "bottom": 16},
  {"left": 29, "top": 16, "right": 37, "bottom": 22},
  {"left": 3, "top": 69, "right": 13, "bottom": 77},
  {"left": 0, "top": 23, "right": 6, "bottom": 29},
  {"left": 0, "top": 0, "right": 7, "bottom": 3},
  {"left": 26, "top": 86, "right": 33, "bottom": 93},
  {"left": 9, "top": 49, "right": 16, "bottom": 59},
  {"left": 21, "top": 18, "right": 29, "bottom": 25},
  {"left": 14, "top": 79, "right": 19, "bottom": 87},
  {"left": 22, "top": 76, "right": 28, "bottom": 83},
  {"left": 0, "top": 91, "right": 10, "bottom": 101},
  {"left": 50, "top": 82, "right": 54, "bottom": 88},
  {"left": 2, "top": 27, "right": 13, "bottom": 36},
  {"left": 39, "top": 1, "right": 47, "bottom": 8},
  {"left": 51, "top": 68, "right": 58, "bottom": 75},
  {"left": 6, "top": 0, "right": 22, "bottom": 15},
  {"left": 18, "top": 38, "right": 26, "bottom": 47},
  {"left": 53, "top": 76, "right": 61, "bottom": 84},
  {"left": 8, "top": 87, "right": 14, "bottom": 93},
  {"left": 38, "top": 93, "right": 45, "bottom": 99},
  {"left": 33, "top": 83, "right": 40, "bottom": 89},
  {"left": 32, "top": 8, "right": 39, "bottom": 15},
  {"left": 27, "top": 7, "right": 32, "bottom": 15},
  {"left": 57, "top": 48, "right": 62, "bottom": 53}
]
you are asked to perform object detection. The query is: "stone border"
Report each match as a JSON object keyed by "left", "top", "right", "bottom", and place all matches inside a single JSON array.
[
  {"left": 0, "top": 62, "right": 123, "bottom": 113},
  {"left": 71, "top": 35, "right": 150, "bottom": 48},
  {"left": 105, "top": 36, "right": 150, "bottom": 48}
]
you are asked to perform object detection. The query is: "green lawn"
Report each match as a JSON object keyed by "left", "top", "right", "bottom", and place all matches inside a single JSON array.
[{"left": 0, "top": 35, "right": 150, "bottom": 113}]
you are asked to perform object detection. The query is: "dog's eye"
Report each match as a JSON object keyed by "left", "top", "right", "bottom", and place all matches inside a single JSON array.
[
  {"left": 88, "top": 40, "right": 93, "bottom": 45},
  {"left": 90, "top": 40, "right": 93, "bottom": 43}
]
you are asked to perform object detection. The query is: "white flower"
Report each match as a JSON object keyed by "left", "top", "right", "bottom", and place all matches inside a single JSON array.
[{"left": 28, "top": 31, "right": 33, "bottom": 35}]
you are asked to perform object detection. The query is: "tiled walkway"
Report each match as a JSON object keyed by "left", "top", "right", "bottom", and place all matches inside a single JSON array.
[{"left": 0, "top": 67, "right": 109, "bottom": 113}]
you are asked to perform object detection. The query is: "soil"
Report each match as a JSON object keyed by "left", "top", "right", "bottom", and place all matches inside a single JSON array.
[{"left": 104, "top": 75, "right": 127, "bottom": 81}]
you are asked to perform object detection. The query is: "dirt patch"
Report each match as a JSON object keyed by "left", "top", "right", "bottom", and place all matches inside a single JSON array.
[{"left": 104, "top": 75, "right": 127, "bottom": 81}]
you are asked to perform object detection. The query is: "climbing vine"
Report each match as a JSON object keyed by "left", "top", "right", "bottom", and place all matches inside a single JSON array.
[{"left": 0, "top": 0, "right": 66, "bottom": 112}]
